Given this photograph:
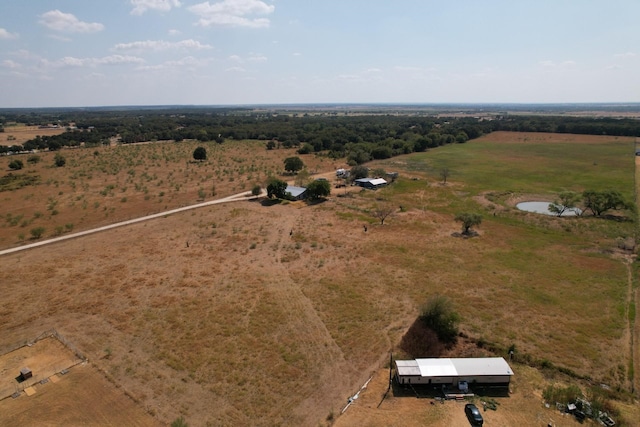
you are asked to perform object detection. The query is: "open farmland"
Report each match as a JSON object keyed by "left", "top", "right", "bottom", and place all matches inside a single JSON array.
[
  {"left": 0, "top": 139, "right": 340, "bottom": 249},
  {"left": 0, "top": 132, "right": 638, "bottom": 425},
  {"left": 0, "top": 124, "right": 66, "bottom": 147}
]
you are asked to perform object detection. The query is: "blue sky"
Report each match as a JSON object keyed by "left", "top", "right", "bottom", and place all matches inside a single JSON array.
[{"left": 0, "top": 0, "right": 638, "bottom": 107}]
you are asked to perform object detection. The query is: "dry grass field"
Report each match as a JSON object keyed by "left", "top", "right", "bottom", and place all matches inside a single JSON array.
[
  {"left": 0, "top": 132, "right": 638, "bottom": 426},
  {"left": 0, "top": 125, "right": 66, "bottom": 147},
  {"left": 1, "top": 362, "right": 161, "bottom": 427}
]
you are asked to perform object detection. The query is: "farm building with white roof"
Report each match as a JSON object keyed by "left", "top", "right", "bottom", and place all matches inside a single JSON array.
[
  {"left": 285, "top": 185, "right": 308, "bottom": 200},
  {"left": 395, "top": 357, "right": 513, "bottom": 387},
  {"left": 354, "top": 178, "right": 387, "bottom": 189}
]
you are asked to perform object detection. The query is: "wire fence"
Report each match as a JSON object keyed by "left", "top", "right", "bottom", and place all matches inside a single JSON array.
[{"left": 0, "top": 329, "right": 87, "bottom": 362}]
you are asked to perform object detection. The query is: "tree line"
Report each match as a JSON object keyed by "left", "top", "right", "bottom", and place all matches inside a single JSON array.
[{"left": 2, "top": 109, "right": 639, "bottom": 163}]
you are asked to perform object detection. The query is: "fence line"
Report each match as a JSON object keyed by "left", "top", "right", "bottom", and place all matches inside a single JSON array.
[{"left": 0, "top": 329, "right": 87, "bottom": 362}]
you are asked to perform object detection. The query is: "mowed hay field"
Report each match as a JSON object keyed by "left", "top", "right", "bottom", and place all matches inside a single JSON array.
[{"left": 0, "top": 132, "right": 638, "bottom": 425}]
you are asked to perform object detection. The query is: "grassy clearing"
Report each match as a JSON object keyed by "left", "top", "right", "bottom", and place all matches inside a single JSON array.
[{"left": 403, "top": 132, "right": 634, "bottom": 200}]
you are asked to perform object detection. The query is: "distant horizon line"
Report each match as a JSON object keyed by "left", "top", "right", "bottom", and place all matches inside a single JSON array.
[{"left": 2, "top": 102, "right": 640, "bottom": 112}]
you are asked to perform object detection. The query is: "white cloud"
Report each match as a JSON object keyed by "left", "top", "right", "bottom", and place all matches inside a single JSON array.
[
  {"left": 247, "top": 54, "right": 267, "bottom": 62},
  {"left": 225, "top": 66, "right": 246, "bottom": 72},
  {"left": 292, "top": 52, "right": 302, "bottom": 57},
  {"left": 0, "top": 28, "right": 19, "bottom": 40},
  {"left": 39, "top": 10, "right": 104, "bottom": 33},
  {"left": 136, "top": 56, "right": 208, "bottom": 71},
  {"left": 168, "top": 29, "right": 181, "bottom": 36},
  {"left": 227, "top": 53, "right": 266, "bottom": 63},
  {"left": 189, "top": 0, "right": 275, "bottom": 28},
  {"left": 2, "top": 59, "right": 21, "bottom": 69},
  {"left": 113, "top": 39, "right": 213, "bottom": 52},
  {"left": 130, "top": 0, "right": 181, "bottom": 15},
  {"left": 50, "top": 55, "right": 144, "bottom": 68},
  {"left": 614, "top": 52, "right": 637, "bottom": 58},
  {"left": 47, "top": 34, "right": 73, "bottom": 42}
]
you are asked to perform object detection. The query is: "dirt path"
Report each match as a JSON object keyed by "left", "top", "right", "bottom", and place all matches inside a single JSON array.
[{"left": 0, "top": 190, "right": 263, "bottom": 257}]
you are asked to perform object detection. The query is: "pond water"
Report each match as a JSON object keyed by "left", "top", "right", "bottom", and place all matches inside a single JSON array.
[{"left": 516, "top": 201, "right": 582, "bottom": 216}]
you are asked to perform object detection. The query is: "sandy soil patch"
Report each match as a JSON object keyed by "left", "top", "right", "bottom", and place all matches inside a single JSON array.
[{"left": 0, "top": 336, "right": 81, "bottom": 399}]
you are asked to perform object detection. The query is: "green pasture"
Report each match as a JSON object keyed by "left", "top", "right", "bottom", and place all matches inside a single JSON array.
[
  {"left": 366, "top": 133, "right": 637, "bottom": 390},
  {"left": 403, "top": 136, "right": 634, "bottom": 199}
]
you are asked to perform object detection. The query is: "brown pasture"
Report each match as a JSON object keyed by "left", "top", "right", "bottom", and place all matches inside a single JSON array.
[
  {"left": 0, "top": 133, "right": 638, "bottom": 426},
  {"left": 0, "top": 125, "right": 66, "bottom": 147},
  {"left": 0, "top": 363, "right": 161, "bottom": 427}
]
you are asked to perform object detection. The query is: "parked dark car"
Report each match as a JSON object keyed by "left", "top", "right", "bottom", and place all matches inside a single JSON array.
[{"left": 465, "top": 403, "right": 484, "bottom": 426}]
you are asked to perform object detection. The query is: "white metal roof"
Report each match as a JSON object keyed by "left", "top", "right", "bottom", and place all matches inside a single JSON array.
[
  {"left": 395, "top": 359, "right": 421, "bottom": 376},
  {"left": 285, "top": 185, "right": 307, "bottom": 198},
  {"left": 368, "top": 178, "right": 387, "bottom": 186},
  {"left": 416, "top": 358, "right": 457, "bottom": 377},
  {"left": 451, "top": 357, "right": 514, "bottom": 376},
  {"left": 354, "top": 178, "right": 387, "bottom": 186},
  {"left": 396, "top": 357, "right": 513, "bottom": 378}
]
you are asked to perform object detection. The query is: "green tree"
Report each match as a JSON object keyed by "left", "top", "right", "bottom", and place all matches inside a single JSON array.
[
  {"left": 30, "top": 227, "right": 45, "bottom": 239},
  {"left": 27, "top": 155, "right": 41, "bottom": 164},
  {"left": 297, "top": 143, "right": 313, "bottom": 155},
  {"left": 294, "top": 169, "right": 311, "bottom": 186},
  {"left": 582, "top": 189, "right": 629, "bottom": 216},
  {"left": 266, "top": 140, "right": 276, "bottom": 150},
  {"left": 455, "top": 212, "right": 482, "bottom": 234},
  {"left": 193, "top": 146, "right": 207, "bottom": 161},
  {"left": 548, "top": 191, "right": 580, "bottom": 216},
  {"left": 266, "top": 178, "right": 287, "bottom": 199},
  {"left": 54, "top": 153, "right": 66, "bottom": 167},
  {"left": 284, "top": 156, "right": 304, "bottom": 174},
  {"left": 350, "top": 165, "right": 368, "bottom": 180},
  {"left": 251, "top": 184, "right": 262, "bottom": 196},
  {"left": 306, "top": 179, "right": 331, "bottom": 200},
  {"left": 8, "top": 159, "right": 24, "bottom": 170},
  {"left": 455, "top": 131, "right": 469, "bottom": 143},
  {"left": 371, "top": 168, "right": 386, "bottom": 178},
  {"left": 419, "top": 295, "right": 460, "bottom": 344}
]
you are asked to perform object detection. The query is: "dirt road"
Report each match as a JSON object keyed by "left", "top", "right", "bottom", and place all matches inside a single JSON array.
[{"left": 0, "top": 190, "right": 262, "bottom": 257}]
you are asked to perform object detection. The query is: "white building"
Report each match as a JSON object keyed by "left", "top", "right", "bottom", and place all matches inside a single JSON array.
[
  {"left": 354, "top": 177, "right": 387, "bottom": 189},
  {"left": 395, "top": 357, "right": 513, "bottom": 387}
]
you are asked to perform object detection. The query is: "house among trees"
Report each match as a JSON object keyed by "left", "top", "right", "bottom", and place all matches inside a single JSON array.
[
  {"left": 285, "top": 185, "right": 308, "bottom": 200},
  {"left": 395, "top": 357, "right": 513, "bottom": 387},
  {"left": 354, "top": 177, "right": 387, "bottom": 189}
]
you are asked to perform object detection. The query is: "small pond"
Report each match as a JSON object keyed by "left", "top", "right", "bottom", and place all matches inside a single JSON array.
[{"left": 516, "top": 201, "right": 582, "bottom": 216}]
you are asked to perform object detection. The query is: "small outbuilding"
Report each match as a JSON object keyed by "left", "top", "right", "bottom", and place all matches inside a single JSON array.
[
  {"left": 18, "top": 367, "right": 32, "bottom": 381},
  {"left": 285, "top": 185, "right": 308, "bottom": 200},
  {"left": 354, "top": 178, "right": 387, "bottom": 189},
  {"left": 395, "top": 357, "right": 513, "bottom": 387}
]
